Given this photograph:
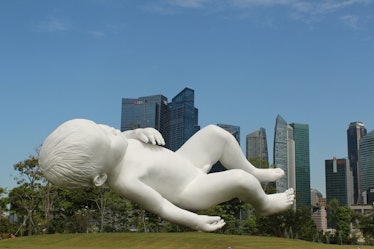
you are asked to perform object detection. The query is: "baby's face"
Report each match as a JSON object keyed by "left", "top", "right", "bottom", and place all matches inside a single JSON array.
[{"left": 96, "top": 124, "right": 128, "bottom": 170}]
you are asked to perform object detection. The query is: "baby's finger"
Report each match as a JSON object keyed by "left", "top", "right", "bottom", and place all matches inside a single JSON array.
[
  {"left": 213, "top": 220, "right": 225, "bottom": 230},
  {"left": 155, "top": 134, "right": 165, "bottom": 145},
  {"left": 139, "top": 133, "right": 149, "bottom": 143},
  {"left": 149, "top": 135, "right": 156, "bottom": 145}
]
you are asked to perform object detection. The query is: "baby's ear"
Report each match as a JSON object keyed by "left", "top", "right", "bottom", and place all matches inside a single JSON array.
[{"left": 93, "top": 174, "right": 108, "bottom": 187}]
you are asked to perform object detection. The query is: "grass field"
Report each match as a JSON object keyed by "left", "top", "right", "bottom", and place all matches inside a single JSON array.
[{"left": 0, "top": 232, "right": 372, "bottom": 249}]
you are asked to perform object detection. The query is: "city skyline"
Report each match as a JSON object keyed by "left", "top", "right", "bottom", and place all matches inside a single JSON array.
[{"left": 2, "top": 1, "right": 374, "bottom": 197}]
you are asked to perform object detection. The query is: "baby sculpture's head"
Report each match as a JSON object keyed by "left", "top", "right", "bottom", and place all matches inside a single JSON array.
[{"left": 39, "top": 119, "right": 126, "bottom": 189}]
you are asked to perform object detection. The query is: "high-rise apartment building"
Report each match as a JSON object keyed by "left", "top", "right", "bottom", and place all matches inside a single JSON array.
[
  {"left": 347, "top": 121, "right": 367, "bottom": 204},
  {"left": 273, "top": 115, "right": 295, "bottom": 193},
  {"left": 167, "top": 87, "right": 200, "bottom": 151},
  {"left": 325, "top": 157, "right": 353, "bottom": 206},
  {"left": 290, "top": 123, "right": 311, "bottom": 208},
  {"left": 246, "top": 128, "right": 269, "bottom": 164},
  {"left": 359, "top": 130, "right": 374, "bottom": 203},
  {"left": 121, "top": 87, "right": 199, "bottom": 151}
]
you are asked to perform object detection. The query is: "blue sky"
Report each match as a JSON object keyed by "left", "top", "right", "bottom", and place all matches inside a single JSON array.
[{"left": 1, "top": 0, "right": 374, "bottom": 196}]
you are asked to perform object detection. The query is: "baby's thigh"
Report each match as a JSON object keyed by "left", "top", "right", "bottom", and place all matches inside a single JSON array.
[
  {"left": 176, "top": 126, "right": 228, "bottom": 168},
  {"left": 178, "top": 170, "right": 256, "bottom": 210}
]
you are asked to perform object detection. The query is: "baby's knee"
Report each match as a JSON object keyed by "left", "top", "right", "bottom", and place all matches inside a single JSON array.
[{"left": 204, "top": 125, "right": 231, "bottom": 138}]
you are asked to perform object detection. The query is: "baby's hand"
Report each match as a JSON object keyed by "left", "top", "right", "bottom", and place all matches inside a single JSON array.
[
  {"left": 195, "top": 215, "right": 225, "bottom": 232},
  {"left": 134, "top": 128, "right": 165, "bottom": 145}
]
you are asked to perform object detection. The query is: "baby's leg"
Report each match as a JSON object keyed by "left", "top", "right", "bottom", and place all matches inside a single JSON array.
[
  {"left": 176, "top": 125, "right": 284, "bottom": 182},
  {"left": 177, "top": 169, "right": 294, "bottom": 215}
]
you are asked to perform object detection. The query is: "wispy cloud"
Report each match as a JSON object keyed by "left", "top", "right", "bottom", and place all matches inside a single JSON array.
[
  {"left": 145, "top": 0, "right": 374, "bottom": 27},
  {"left": 88, "top": 31, "right": 105, "bottom": 39},
  {"left": 229, "top": 0, "right": 296, "bottom": 8},
  {"left": 164, "top": 0, "right": 373, "bottom": 11},
  {"left": 341, "top": 14, "right": 361, "bottom": 29},
  {"left": 314, "top": 0, "right": 373, "bottom": 14},
  {"left": 168, "top": 0, "right": 212, "bottom": 8},
  {"left": 35, "top": 18, "right": 69, "bottom": 33}
]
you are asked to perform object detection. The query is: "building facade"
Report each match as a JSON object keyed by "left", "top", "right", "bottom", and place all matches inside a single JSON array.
[
  {"left": 347, "top": 121, "right": 367, "bottom": 204},
  {"left": 290, "top": 123, "right": 311, "bottom": 208},
  {"left": 312, "top": 207, "right": 328, "bottom": 231},
  {"left": 273, "top": 115, "right": 295, "bottom": 193},
  {"left": 325, "top": 157, "right": 353, "bottom": 206},
  {"left": 167, "top": 87, "right": 200, "bottom": 151},
  {"left": 121, "top": 94, "right": 168, "bottom": 133},
  {"left": 246, "top": 128, "right": 269, "bottom": 164},
  {"left": 121, "top": 87, "right": 199, "bottom": 151},
  {"left": 359, "top": 130, "right": 374, "bottom": 204}
]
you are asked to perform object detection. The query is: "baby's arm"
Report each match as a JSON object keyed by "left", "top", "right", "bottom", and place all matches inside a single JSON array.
[
  {"left": 119, "top": 178, "right": 225, "bottom": 232},
  {"left": 122, "top": 128, "right": 165, "bottom": 145}
]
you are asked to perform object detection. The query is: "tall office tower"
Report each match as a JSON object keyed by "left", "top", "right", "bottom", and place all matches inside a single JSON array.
[
  {"left": 359, "top": 130, "right": 374, "bottom": 204},
  {"left": 325, "top": 157, "right": 353, "bottom": 206},
  {"left": 290, "top": 123, "right": 311, "bottom": 208},
  {"left": 167, "top": 87, "right": 200, "bottom": 151},
  {"left": 121, "top": 87, "right": 199, "bottom": 151},
  {"left": 347, "top": 121, "right": 367, "bottom": 204},
  {"left": 246, "top": 128, "right": 269, "bottom": 165},
  {"left": 210, "top": 124, "right": 240, "bottom": 173},
  {"left": 121, "top": 94, "right": 168, "bottom": 132},
  {"left": 273, "top": 115, "right": 295, "bottom": 193}
]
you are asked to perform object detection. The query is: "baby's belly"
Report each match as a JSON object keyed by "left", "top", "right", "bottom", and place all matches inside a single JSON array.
[{"left": 142, "top": 162, "right": 202, "bottom": 203}]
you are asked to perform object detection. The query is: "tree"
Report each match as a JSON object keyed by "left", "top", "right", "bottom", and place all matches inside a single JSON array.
[
  {"left": 335, "top": 206, "right": 353, "bottom": 244},
  {"left": 92, "top": 187, "right": 110, "bottom": 233},
  {"left": 359, "top": 208, "right": 374, "bottom": 244},
  {"left": 326, "top": 199, "right": 355, "bottom": 244},
  {"left": 38, "top": 182, "right": 58, "bottom": 234},
  {"left": 291, "top": 207, "right": 318, "bottom": 241},
  {"left": 326, "top": 199, "right": 340, "bottom": 229},
  {"left": 242, "top": 213, "right": 259, "bottom": 235},
  {"left": 0, "top": 187, "right": 8, "bottom": 215},
  {"left": 254, "top": 207, "right": 317, "bottom": 241},
  {"left": 10, "top": 156, "right": 43, "bottom": 236}
]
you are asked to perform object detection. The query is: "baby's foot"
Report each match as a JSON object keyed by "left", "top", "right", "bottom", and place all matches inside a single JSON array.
[
  {"left": 253, "top": 168, "right": 285, "bottom": 182},
  {"left": 256, "top": 188, "right": 295, "bottom": 216}
]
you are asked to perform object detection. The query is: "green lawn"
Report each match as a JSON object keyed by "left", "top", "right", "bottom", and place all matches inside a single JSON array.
[{"left": 0, "top": 232, "right": 371, "bottom": 249}]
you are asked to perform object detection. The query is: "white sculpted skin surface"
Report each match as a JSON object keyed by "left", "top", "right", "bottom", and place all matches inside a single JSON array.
[{"left": 39, "top": 119, "right": 295, "bottom": 232}]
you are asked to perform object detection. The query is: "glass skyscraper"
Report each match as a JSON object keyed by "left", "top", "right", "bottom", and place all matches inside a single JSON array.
[
  {"left": 325, "top": 157, "right": 353, "bottom": 206},
  {"left": 290, "top": 123, "right": 311, "bottom": 208},
  {"left": 273, "top": 115, "right": 295, "bottom": 193},
  {"left": 121, "top": 87, "right": 199, "bottom": 151},
  {"left": 359, "top": 130, "right": 374, "bottom": 203},
  {"left": 246, "top": 128, "right": 269, "bottom": 165},
  {"left": 347, "top": 121, "right": 367, "bottom": 204},
  {"left": 121, "top": 94, "right": 168, "bottom": 132},
  {"left": 167, "top": 87, "right": 200, "bottom": 151}
]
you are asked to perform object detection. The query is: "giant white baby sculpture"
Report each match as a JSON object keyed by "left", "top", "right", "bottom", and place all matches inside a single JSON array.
[{"left": 39, "top": 119, "right": 294, "bottom": 232}]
